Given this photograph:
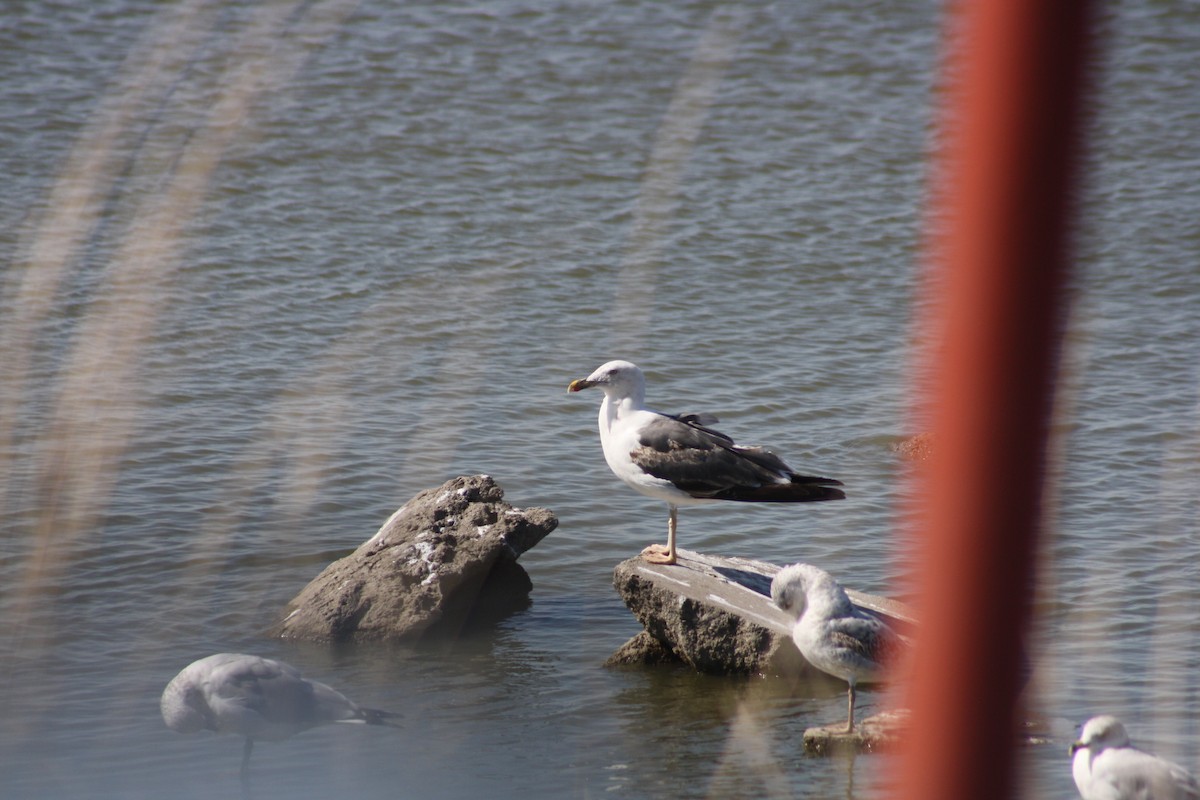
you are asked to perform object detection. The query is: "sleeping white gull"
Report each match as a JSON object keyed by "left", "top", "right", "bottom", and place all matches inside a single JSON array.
[
  {"left": 161, "top": 653, "right": 400, "bottom": 776},
  {"left": 1070, "top": 715, "right": 1199, "bottom": 800},
  {"left": 568, "top": 360, "right": 844, "bottom": 565},
  {"left": 771, "top": 563, "right": 903, "bottom": 732}
]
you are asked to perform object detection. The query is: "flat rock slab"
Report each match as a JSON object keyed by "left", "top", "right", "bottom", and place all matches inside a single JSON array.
[
  {"left": 271, "top": 475, "right": 557, "bottom": 642},
  {"left": 610, "top": 549, "right": 915, "bottom": 676}
]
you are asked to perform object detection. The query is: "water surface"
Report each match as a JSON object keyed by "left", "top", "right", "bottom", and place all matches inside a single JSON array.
[{"left": 2, "top": 1, "right": 1198, "bottom": 798}]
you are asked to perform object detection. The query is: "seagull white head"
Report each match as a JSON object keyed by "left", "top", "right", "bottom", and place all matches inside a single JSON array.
[
  {"left": 771, "top": 563, "right": 817, "bottom": 617},
  {"left": 771, "top": 562, "right": 855, "bottom": 618},
  {"left": 1070, "top": 715, "right": 1131, "bottom": 756},
  {"left": 161, "top": 683, "right": 210, "bottom": 734},
  {"left": 1068, "top": 714, "right": 1200, "bottom": 799},
  {"left": 567, "top": 359, "right": 645, "bottom": 404}
]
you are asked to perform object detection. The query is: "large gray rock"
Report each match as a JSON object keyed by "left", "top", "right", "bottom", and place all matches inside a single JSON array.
[
  {"left": 272, "top": 475, "right": 557, "bottom": 642},
  {"left": 609, "top": 549, "right": 915, "bottom": 676}
]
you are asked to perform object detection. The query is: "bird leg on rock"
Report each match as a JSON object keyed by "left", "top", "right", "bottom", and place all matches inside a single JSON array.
[
  {"left": 640, "top": 504, "right": 678, "bottom": 565},
  {"left": 846, "top": 685, "right": 857, "bottom": 733}
]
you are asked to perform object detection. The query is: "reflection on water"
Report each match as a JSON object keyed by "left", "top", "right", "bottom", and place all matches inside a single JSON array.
[{"left": 2, "top": 1, "right": 1199, "bottom": 797}]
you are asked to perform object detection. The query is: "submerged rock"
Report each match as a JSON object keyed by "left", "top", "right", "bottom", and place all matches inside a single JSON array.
[
  {"left": 892, "top": 432, "right": 934, "bottom": 462},
  {"left": 803, "top": 709, "right": 911, "bottom": 755},
  {"left": 271, "top": 475, "right": 556, "bottom": 642},
  {"left": 604, "top": 630, "right": 678, "bottom": 667}
]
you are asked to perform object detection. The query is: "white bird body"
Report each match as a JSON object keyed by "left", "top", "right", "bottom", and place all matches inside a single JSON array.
[
  {"left": 1071, "top": 715, "right": 1199, "bottom": 800},
  {"left": 161, "top": 653, "right": 398, "bottom": 774},
  {"left": 771, "top": 563, "right": 902, "bottom": 731},
  {"left": 596, "top": 395, "right": 703, "bottom": 507},
  {"left": 570, "top": 360, "right": 844, "bottom": 564}
]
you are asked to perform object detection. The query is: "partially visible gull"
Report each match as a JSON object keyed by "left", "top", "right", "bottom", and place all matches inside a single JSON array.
[
  {"left": 771, "top": 563, "right": 903, "bottom": 732},
  {"left": 568, "top": 360, "right": 844, "bottom": 565},
  {"left": 1070, "top": 715, "right": 1199, "bottom": 800},
  {"left": 161, "top": 653, "right": 400, "bottom": 776}
]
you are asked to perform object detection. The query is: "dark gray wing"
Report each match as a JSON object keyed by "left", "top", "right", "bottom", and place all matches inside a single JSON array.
[
  {"left": 231, "top": 658, "right": 395, "bottom": 727},
  {"left": 827, "top": 616, "right": 904, "bottom": 668},
  {"left": 630, "top": 413, "right": 844, "bottom": 502},
  {"left": 227, "top": 658, "right": 320, "bottom": 726}
]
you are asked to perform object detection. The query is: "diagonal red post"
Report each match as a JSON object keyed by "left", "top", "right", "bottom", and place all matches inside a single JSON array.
[{"left": 896, "top": 2, "right": 1095, "bottom": 799}]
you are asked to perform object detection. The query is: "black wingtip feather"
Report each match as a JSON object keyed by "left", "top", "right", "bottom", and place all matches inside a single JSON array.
[
  {"left": 711, "top": 483, "right": 846, "bottom": 503},
  {"left": 789, "top": 473, "right": 843, "bottom": 487}
]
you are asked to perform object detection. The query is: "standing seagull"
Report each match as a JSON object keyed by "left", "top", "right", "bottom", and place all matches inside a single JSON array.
[
  {"left": 1070, "top": 715, "right": 1199, "bottom": 800},
  {"left": 567, "top": 360, "right": 844, "bottom": 565},
  {"left": 771, "top": 563, "right": 903, "bottom": 732},
  {"left": 161, "top": 653, "right": 400, "bottom": 777}
]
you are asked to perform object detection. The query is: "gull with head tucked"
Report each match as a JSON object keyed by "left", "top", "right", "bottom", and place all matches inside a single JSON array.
[
  {"left": 1070, "top": 715, "right": 1199, "bottom": 800},
  {"left": 568, "top": 360, "right": 844, "bottom": 565},
  {"left": 161, "top": 653, "right": 400, "bottom": 777},
  {"left": 771, "top": 562, "right": 903, "bottom": 732}
]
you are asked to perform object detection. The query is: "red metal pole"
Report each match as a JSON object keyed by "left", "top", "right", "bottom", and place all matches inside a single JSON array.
[{"left": 897, "top": 2, "right": 1094, "bottom": 799}]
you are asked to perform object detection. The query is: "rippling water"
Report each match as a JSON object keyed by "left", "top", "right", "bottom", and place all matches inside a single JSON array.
[{"left": 2, "top": 1, "right": 1198, "bottom": 798}]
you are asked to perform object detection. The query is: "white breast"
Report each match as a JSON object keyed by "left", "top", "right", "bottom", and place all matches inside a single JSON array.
[{"left": 596, "top": 398, "right": 706, "bottom": 505}]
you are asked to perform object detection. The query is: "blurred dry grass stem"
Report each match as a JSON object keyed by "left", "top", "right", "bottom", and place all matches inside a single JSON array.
[
  {"left": 611, "top": 8, "right": 743, "bottom": 355},
  {"left": 0, "top": 0, "right": 358, "bottom": 653}
]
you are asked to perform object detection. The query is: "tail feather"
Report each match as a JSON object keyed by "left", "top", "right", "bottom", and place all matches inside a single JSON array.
[
  {"left": 790, "top": 473, "right": 843, "bottom": 487},
  {"left": 714, "top": 477, "right": 846, "bottom": 503},
  {"left": 359, "top": 707, "right": 402, "bottom": 727}
]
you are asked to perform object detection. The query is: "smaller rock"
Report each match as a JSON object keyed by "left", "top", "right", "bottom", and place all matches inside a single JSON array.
[
  {"left": 271, "top": 475, "right": 556, "bottom": 643},
  {"left": 604, "top": 631, "right": 678, "bottom": 667},
  {"left": 802, "top": 709, "right": 911, "bottom": 755},
  {"left": 892, "top": 432, "right": 934, "bottom": 462},
  {"left": 801, "top": 710, "right": 1061, "bottom": 756}
]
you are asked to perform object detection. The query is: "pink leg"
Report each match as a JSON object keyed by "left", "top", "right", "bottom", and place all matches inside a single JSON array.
[{"left": 640, "top": 505, "right": 678, "bottom": 565}]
